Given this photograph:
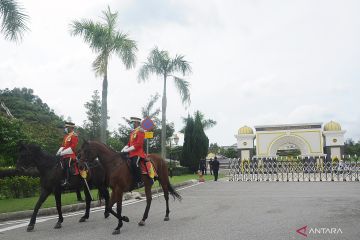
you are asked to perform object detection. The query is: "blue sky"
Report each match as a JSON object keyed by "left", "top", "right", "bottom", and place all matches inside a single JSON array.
[{"left": 1, "top": 0, "right": 359, "bottom": 145}]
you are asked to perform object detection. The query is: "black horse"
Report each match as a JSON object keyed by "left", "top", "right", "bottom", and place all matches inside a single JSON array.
[{"left": 16, "top": 143, "right": 110, "bottom": 232}]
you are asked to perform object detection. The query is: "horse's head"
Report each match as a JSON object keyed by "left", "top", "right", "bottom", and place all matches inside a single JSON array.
[
  {"left": 79, "top": 140, "right": 98, "bottom": 164},
  {"left": 16, "top": 142, "right": 41, "bottom": 171}
]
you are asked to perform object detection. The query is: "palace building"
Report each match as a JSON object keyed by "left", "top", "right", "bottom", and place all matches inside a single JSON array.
[{"left": 235, "top": 121, "right": 346, "bottom": 160}]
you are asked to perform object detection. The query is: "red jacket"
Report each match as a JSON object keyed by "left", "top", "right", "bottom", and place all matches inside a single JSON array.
[
  {"left": 127, "top": 127, "right": 146, "bottom": 158},
  {"left": 61, "top": 132, "right": 78, "bottom": 159}
]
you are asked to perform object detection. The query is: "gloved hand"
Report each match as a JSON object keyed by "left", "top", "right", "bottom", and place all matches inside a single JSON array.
[
  {"left": 56, "top": 147, "right": 64, "bottom": 156},
  {"left": 122, "top": 146, "right": 135, "bottom": 153},
  {"left": 121, "top": 146, "right": 129, "bottom": 152}
]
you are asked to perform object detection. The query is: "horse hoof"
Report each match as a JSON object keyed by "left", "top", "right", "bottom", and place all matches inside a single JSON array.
[
  {"left": 164, "top": 216, "right": 170, "bottom": 221},
  {"left": 27, "top": 225, "right": 34, "bottom": 232},
  {"left": 104, "top": 212, "right": 110, "bottom": 219},
  {"left": 138, "top": 220, "right": 145, "bottom": 226},
  {"left": 122, "top": 216, "right": 129, "bottom": 222},
  {"left": 54, "top": 222, "right": 62, "bottom": 229},
  {"left": 112, "top": 229, "right": 120, "bottom": 235},
  {"left": 79, "top": 217, "right": 86, "bottom": 223}
]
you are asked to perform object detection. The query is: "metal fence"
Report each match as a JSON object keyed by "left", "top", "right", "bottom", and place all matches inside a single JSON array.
[{"left": 228, "top": 156, "right": 360, "bottom": 182}]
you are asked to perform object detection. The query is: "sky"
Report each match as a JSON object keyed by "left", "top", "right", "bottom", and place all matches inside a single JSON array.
[{"left": 1, "top": 0, "right": 360, "bottom": 146}]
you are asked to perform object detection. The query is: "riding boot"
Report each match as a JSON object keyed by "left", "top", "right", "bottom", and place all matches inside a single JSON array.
[
  {"left": 136, "top": 167, "right": 144, "bottom": 188},
  {"left": 61, "top": 168, "right": 70, "bottom": 187}
]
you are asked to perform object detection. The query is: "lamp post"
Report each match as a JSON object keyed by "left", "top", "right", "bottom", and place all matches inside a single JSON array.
[{"left": 169, "top": 134, "right": 179, "bottom": 178}]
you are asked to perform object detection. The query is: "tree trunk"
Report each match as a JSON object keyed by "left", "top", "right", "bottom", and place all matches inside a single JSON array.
[
  {"left": 100, "top": 68, "right": 108, "bottom": 143},
  {"left": 161, "top": 74, "right": 167, "bottom": 159}
]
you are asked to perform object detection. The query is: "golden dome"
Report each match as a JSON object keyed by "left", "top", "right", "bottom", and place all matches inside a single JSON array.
[
  {"left": 324, "top": 121, "right": 341, "bottom": 131},
  {"left": 238, "top": 125, "right": 254, "bottom": 135}
]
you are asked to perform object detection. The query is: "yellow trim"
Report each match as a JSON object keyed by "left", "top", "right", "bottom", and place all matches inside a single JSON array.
[{"left": 257, "top": 132, "right": 285, "bottom": 155}]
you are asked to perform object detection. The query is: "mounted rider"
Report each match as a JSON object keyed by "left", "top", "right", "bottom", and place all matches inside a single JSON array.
[
  {"left": 56, "top": 121, "right": 78, "bottom": 186},
  {"left": 121, "top": 117, "right": 146, "bottom": 189}
]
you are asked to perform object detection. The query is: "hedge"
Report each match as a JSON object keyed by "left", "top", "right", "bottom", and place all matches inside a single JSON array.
[
  {"left": 171, "top": 166, "right": 192, "bottom": 176},
  {"left": 0, "top": 176, "right": 40, "bottom": 199}
]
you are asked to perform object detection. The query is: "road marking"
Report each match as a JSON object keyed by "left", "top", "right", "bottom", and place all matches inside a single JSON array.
[{"left": 0, "top": 182, "right": 201, "bottom": 233}]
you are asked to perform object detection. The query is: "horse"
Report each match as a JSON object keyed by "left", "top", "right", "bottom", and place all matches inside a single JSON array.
[
  {"left": 79, "top": 140, "right": 182, "bottom": 235},
  {"left": 16, "top": 143, "right": 110, "bottom": 232}
]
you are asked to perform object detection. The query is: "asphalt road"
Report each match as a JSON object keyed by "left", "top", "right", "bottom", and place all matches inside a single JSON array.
[{"left": 1, "top": 181, "right": 359, "bottom": 240}]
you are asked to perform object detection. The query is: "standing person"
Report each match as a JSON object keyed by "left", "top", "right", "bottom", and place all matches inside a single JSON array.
[
  {"left": 209, "top": 158, "right": 214, "bottom": 175},
  {"left": 212, "top": 156, "right": 220, "bottom": 181},
  {"left": 56, "top": 122, "right": 79, "bottom": 186},
  {"left": 199, "top": 159, "right": 206, "bottom": 175},
  {"left": 121, "top": 117, "right": 146, "bottom": 189}
]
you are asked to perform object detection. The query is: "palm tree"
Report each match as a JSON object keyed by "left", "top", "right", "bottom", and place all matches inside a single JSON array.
[
  {"left": 70, "top": 6, "right": 137, "bottom": 143},
  {"left": 180, "top": 111, "right": 217, "bottom": 133},
  {"left": 0, "top": 0, "right": 29, "bottom": 41},
  {"left": 138, "top": 47, "right": 192, "bottom": 158}
]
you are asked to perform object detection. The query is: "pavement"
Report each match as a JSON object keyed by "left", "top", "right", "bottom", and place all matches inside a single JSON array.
[{"left": 0, "top": 181, "right": 359, "bottom": 240}]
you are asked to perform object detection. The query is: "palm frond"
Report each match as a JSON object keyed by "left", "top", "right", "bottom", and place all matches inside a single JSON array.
[
  {"left": 141, "top": 93, "right": 160, "bottom": 118},
  {"left": 113, "top": 32, "right": 137, "bottom": 69},
  {"left": 92, "top": 51, "right": 108, "bottom": 76},
  {"left": 138, "top": 63, "right": 159, "bottom": 82},
  {"left": 69, "top": 19, "right": 108, "bottom": 52},
  {"left": 0, "top": 0, "right": 29, "bottom": 41},
  {"left": 202, "top": 119, "right": 217, "bottom": 130},
  {"left": 171, "top": 54, "right": 192, "bottom": 75},
  {"left": 173, "top": 76, "right": 191, "bottom": 106},
  {"left": 102, "top": 6, "right": 118, "bottom": 32}
]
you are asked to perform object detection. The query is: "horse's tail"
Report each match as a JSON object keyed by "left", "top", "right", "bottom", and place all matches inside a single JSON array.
[
  {"left": 168, "top": 183, "right": 182, "bottom": 201},
  {"left": 150, "top": 154, "right": 182, "bottom": 201}
]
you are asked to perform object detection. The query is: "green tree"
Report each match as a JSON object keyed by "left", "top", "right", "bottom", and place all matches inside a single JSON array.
[
  {"left": 180, "top": 111, "right": 216, "bottom": 133},
  {"left": 0, "top": 0, "right": 29, "bottom": 41},
  {"left": 70, "top": 6, "right": 137, "bottom": 143},
  {"left": 83, "top": 90, "right": 101, "bottom": 140},
  {"left": 0, "top": 115, "right": 28, "bottom": 166},
  {"left": 181, "top": 115, "right": 194, "bottom": 168},
  {"left": 138, "top": 47, "right": 192, "bottom": 159},
  {"left": 192, "top": 111, "right": 209, "bottom": 170},
  {"left": 209, "top": 143, "right": 220, "bottom": 154},
  {"left": 113, "top": 94, "right": 175, "bottom": 154}
]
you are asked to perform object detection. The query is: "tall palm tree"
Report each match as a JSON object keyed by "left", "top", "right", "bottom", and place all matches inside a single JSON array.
[
  {"left": 138, "top": 47, "right": 192, "bottom": 158},
  {"left": 70, "top": 6, "right": 137, "bottom": 143},
  {"left": 0, "top": 0, "right": 29, "bottom": 41}
]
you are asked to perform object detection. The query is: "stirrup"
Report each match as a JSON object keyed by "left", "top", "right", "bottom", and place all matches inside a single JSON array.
[{"left": 61, "top": 179, "right": 69, "bottom": 187}]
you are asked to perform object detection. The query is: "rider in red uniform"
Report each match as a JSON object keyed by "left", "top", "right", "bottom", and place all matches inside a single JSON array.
[
  {"left": 121, "top": 117, "right": 146, "bottom": 188},
  {"left": 56, "top": 122, "right": 78, "bottom": 186}
]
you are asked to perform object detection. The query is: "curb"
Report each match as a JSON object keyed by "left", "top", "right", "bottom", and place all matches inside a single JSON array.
[{"left": 0, "top": 179, "right": 198, "bottom": 222}]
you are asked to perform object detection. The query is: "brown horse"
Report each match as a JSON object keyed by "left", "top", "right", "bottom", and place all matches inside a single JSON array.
[{"left": 79, "top": 140, "right": 182, "bottom": 235}]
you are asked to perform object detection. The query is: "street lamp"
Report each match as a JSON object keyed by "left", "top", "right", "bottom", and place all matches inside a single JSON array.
[{"left": 169, "top": 134, "right": 179, "bottom": 178}]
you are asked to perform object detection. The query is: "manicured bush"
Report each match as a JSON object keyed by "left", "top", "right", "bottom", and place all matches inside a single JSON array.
[
  {"left": 0, "top": 176, "right": 40, "bottom": 199},
  {"left": 171, "top": 166, "right": 192, "bottom": 176}
]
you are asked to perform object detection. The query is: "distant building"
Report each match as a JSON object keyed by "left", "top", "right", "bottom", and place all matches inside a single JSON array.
[{"left": 235, "top": 121, "right": 346, "bottom": 160}]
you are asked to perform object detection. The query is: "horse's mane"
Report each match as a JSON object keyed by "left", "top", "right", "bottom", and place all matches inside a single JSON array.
[{"left": 24, "top": 144, "right": 58, "bottom": 169}]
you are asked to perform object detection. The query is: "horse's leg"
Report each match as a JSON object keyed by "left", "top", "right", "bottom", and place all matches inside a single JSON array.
[
  {"left": 79, "top": 182, "right": 92, "bottom": 222},
  {"left": 159, "top": 178, "right": 170, "bottom": 221},
  {"left": 139, "top": 177, "right": 152, "bottom": 226},
  {"left": 112, "top": 192, "right": 124, "bottom": 235},
  {"left": 106, "top": 187, "right": 121, "bottom": 219},
  {"left": 102, "top": 186, "right": 110, "bottom": 218},
  {"left": 54, "top": 187, "right": 63, "bottom": 229},
  {"left": 27, "top": 188, "right": 51, "bottom": 232}
]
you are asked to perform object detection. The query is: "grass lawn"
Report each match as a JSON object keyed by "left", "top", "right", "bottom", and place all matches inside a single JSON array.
[{"left": 0, "top": 173, "right": 224, "bottom": 214}]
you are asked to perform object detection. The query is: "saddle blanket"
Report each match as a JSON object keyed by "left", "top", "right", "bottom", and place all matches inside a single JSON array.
[{"left": 140, "top": 159, "right": 157, "bottom": 179}]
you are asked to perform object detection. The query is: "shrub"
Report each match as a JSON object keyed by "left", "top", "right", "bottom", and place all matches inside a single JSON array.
[
  {"left": 171, "top": 166, "right": 192, "bottom": 176},
  {"left": 0, "top": 176, "right": 40, "bottom": 199}
]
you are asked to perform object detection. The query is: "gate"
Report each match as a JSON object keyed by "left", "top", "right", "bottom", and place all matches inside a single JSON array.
[{"left": 228, "top": 156, "right": 360, "bottom": 182}]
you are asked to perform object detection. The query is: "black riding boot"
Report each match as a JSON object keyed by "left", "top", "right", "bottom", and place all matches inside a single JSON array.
[{"left": 61, "top": 159, "right": 70, "bottom": 187}]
